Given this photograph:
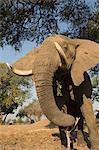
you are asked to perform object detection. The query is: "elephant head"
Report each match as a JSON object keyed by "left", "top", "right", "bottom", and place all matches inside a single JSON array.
[{"left": 7, "top": 35, "right": 99, "bottom": 127}]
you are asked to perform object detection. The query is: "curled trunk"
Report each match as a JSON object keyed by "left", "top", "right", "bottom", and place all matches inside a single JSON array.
[{"left": 33, "top": 53, "right": 75, "bottom": 127}]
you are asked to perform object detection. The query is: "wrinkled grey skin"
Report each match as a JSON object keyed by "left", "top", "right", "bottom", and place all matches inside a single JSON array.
[{"left": 7, "top": 35, "right": 99, "bottom": 150}]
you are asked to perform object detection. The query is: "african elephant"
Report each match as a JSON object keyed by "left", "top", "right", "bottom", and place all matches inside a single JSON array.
[{"left": 7, "top": 35, "right": 99, "bottom": 150}]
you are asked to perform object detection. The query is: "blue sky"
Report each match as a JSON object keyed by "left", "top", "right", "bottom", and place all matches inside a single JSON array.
[{"left": 0, "top": 41, "right": 37, "bottom": 64}]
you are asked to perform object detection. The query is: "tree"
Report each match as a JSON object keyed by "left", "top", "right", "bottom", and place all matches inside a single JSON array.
[
  {"left": 0, "top": 0, "right": 98, "bottom": 50},
  {"left": 17, "top": 100, "right": 43, "bottom": 123},
  {"left": 77, "top": 7, "right": 99, "bottom": 42},
  {"left": 91, "top": 75, "right": 99, "bottom": 102},
  {"left": 0, "top": 0, "right": 58, "bottom": 50},
  {"left": 0, "top": 63, "right": 32, "bottom": 123}
]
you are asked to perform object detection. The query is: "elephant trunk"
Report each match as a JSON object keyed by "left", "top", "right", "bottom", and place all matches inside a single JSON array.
[{"left": 33, "top": 56, "right": 75, "bottom": 127}]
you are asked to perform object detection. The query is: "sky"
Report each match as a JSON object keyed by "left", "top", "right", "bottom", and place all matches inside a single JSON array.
[
  {"left": 0, "top": 0, "right": 98, "bottom": 113},
  {"left": 0, "top": 41, "right": 37, "bottom": 64}
]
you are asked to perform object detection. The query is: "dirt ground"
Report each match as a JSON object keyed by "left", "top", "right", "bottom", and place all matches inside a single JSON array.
[
  {"left": 0, "top": 119, "right": 98, "bottom": 150},
  {"left": 0, "top": 119, "right": 61, "bottom": 150}
]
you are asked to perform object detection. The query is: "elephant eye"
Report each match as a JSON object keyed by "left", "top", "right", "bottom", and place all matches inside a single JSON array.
[
  {"left": 70, "top": 53, "right": 75, "bottom": 59},
  {"left": 64, "top": 45, "right": 68, "bottom": 52},
  {"left": 75, "top": 44, "right": 79, "bottom": 49}
]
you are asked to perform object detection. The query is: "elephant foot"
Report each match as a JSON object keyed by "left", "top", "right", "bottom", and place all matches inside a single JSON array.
[
  {"left": 61, "top": 145, "right": 68, "bottom": 150},
  {"left": 76, "top": 130, "right": 89, "bottom": 150},
  {"left": 61, "top": 145, "right": 76, "bottom": 150},
  {"left": 91, "top": 146, "right": 99, "bottom": 150},
  {"left": 77, "top": 145, "right": 89, "bottom": 150},
  {"left": 91, "top": 145, "right": 99, "bottom": 150},
  {"left": 77, "top": 130, "right": 86, "bottom": 146},
  {"left": 91, "top": 138, "right": 99, "bottom": 150}
]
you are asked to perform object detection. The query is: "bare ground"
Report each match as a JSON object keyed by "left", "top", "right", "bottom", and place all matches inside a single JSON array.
[
  {"left": 0, "top": 119, "right": 62, "bottom": 150},
  {"left": 0, "top": 119, "right": 98, "bottom": 150}
]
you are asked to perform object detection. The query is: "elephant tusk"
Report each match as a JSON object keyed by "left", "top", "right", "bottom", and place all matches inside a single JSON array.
[
  {"left": 6, "top": 63, "right": 12, "bottom": 70},
  {"left": 6, "top": 63, "right": 33, "bottom": 76},
  {"left": 54, "top": 42, "right": 68, "bottom": 68}
]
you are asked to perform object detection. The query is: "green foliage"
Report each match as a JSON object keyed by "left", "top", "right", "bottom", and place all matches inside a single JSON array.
[
  {"left": 92, "top": 76, "right": 99, "bottom": 88},
  {"left": 77, "top": 9, "right": 99, "bottom": 42},
  {"left": 0, "top": 63, "right": 32, "bottom": 119},
  {"left": 0, "top": 0, "right": 98, "bottom": 50},
  {"left": 89, "top": 64, "right": 99, "bottom": 102},
  {"left": 0, "top": 0, "right": 58, "bottom": 50}
]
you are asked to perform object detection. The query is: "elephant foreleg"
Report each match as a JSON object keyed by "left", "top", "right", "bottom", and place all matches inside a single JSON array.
[
  {"left": 59, "top": 105, "right": 69, "bottom": 149},
  {"left": 77, "top": 117, "right": 90, "bottom": 149},
  {"left": 80, "top": 95, "right": 99, "bottom": 150},
  {"left": 59, "top": 126, "right": 68, "bottom": 149},
  {"left": 59, "top": 105, "right": 73, "bottom": 149}
]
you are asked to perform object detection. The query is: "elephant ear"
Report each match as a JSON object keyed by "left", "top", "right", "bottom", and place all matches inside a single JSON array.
[{"left": 71, "top": 39, "right": 99, "bottom": 86}]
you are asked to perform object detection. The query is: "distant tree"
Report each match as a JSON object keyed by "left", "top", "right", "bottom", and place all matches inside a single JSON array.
[
  {"left": 0, "top": 63, "right": 32, "bottom": 123},
  {"left": 91, "top": 75, "right": 99, "bottom": 102},
  {"left": 17, "top": 100, "right": 43, "bottom": 123}
]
